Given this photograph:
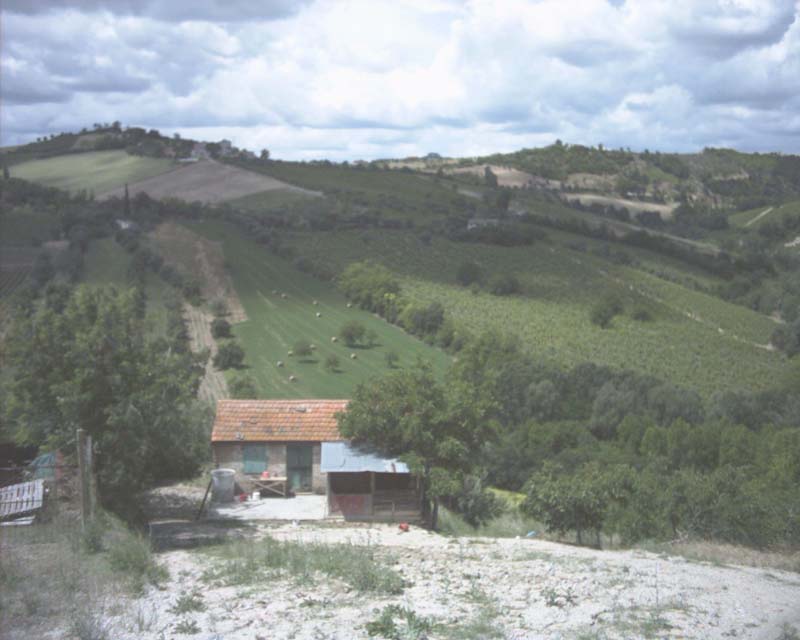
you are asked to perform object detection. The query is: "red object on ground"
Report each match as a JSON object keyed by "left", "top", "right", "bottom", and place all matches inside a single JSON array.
[
  {"left": 238, "top": 493, "right": 248, "bottom": 502},
  {"left": 399, "top": 522, "right": 409, "bottom": 532}
]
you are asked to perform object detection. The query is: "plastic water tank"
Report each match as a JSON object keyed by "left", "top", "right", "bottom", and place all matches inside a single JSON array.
[{"left": 210, "top": 468, "right": 236, "bottom": 503}]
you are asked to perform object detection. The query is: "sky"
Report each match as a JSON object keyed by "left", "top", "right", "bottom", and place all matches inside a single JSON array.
[{"left": 2, "top": 0, "right": 799, "bottom": 160}]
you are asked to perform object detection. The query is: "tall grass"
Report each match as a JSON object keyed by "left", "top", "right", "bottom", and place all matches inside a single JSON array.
[
  {"left": 0, "top": 509, "right": 168, "bottom": 638},
  {"left": 438, "top": 506, "right": 543, "bottom": 539},
  {"left": 201, "top": 535, "right": 404, "bottom": 594}
]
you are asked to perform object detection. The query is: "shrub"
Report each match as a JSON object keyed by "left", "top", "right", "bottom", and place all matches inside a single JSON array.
[
  {"left": 590, "top": 294, "right": 624, "bottom": 328},
  {"left": 324, "top": 354, "right": 341, "bottom": 372},
  {"left": 108, "top": 531, "right": 168, "bottom": 593},
  {"left": 456, "top": 260, "right": 482, "bottom": 286},
  {"left": 339, "top": 320, "right": 366, "bottom": 347},
  {"left": 229, "top": 374, "right": 258, "bottom": 398},
  {"left": 488, "top": 273, "right": 521, "bottom": 296},
  {"left": 631, "top": 305, "right": 652, "bottom": 322},
  {"left": 213, "top": 341, "right": 245, "bottom": 370},
  {"left": 210, "top": 318, "right": 231, "bottom": 339},
  {"left": 292, "top": 340, "right": 313, "bottom": 359},
  {"left": 210, "top": 298, "right": 228, "bottom": 317},
  {"left": 385, "top": 350, "right": 399, "bottom": 368}
]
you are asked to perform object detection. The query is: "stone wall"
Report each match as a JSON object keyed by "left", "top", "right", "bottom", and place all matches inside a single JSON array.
[{"left": 212, "top": 441, "right": 326, "bottom": 494}]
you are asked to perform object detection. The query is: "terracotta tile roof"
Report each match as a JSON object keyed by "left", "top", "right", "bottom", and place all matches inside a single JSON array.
[{"left": 211, "top": 399, "right": 348, "bottom": 443}]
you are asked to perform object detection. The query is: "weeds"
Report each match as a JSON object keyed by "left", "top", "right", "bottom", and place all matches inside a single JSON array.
[
  {"left": 438, "top": 506, "right": 542, "bottom": 539},
  {"left": 170, "top": 590, "right": 206, "bottom": 614},
  {"left": 778, "top": 624, "right": 800, "bottom": 640},
  {"left": 107, "top": 530, "right": 168, "bottom": 592},
  {"left": 542, "top": 586, "right": 577, "bottom": 608},
  {"left": 69, "top": 607, "right": 110, "bottom": 640},
  {"left": 365, "top": 605, "right": 433, "bottom": 639},
  {"left": 201, "top": 536, "right": 404, "bottom": 594},
  {"left": 174, "top": 618, "right": 201, "bottom": 635}
]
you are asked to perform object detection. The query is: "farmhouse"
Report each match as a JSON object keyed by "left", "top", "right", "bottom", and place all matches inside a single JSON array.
[{"left": 211, "top": 399, "right": 421, "bottom": 522}]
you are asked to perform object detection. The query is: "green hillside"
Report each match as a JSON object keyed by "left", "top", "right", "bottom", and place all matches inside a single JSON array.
[
  {"left": 188, "top": 220, "right": 452, "bottom": 398},
  {"left": 283, "top": 227, "right": 787, "bottom": 396},
  {"left": 10, "top": 150, "right": 174, "bottom": 195}
]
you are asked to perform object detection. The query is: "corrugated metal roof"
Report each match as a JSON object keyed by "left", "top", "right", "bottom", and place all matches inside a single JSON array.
[
  {"left": 212, "top": 399, "right": 348, "bottom": 442},
  {"left": 321, "top": 442, "right": 410, "bottom": 474}
]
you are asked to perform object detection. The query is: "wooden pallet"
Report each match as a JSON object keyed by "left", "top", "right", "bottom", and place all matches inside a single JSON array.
[{"left": 0, "top": 479, "right": 45, "bottom": 520}]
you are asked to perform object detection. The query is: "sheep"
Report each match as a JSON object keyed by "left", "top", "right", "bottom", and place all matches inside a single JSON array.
[
  {"left": 346, "top": 302, "right": 352, "bottom": 308},
  {"left": 313, "top": 300, "right": 319, "bottom": 306},
  {"left": 316, "top": 312, "right": 322, "bottom": 318},
  {"left": 281, "top": 293, "right": 287, "bottom": 299},
  {"left": 309, "top": 344, "right": 316, "bottom": 351},
  {"left": 331, "top": 336, "right": 338, "bottom": 342},
  {"left": 288, "top": 349, "right": 294, "bottom": 356},
  {"left": 350, "top": 353, "right": 357, "bottom": 360},
  {"left": 277, "top": 360, "right": 284, "bottom": 367},
  {"left": 289, "top": 375, "right": 297, "bottom": 382}
]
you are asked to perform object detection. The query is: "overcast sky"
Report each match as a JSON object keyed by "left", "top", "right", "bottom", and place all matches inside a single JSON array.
[{"left": 2, "top": 0, "right": 799, "bottom": 160}]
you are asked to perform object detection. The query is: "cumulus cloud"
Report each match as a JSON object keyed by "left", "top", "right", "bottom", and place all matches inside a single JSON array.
[{"left": 1, "top": 0, "right": 799, "bottom": 159}]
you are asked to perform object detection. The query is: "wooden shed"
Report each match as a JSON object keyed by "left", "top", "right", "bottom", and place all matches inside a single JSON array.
[{"left": 321, "top": 442, "right": 421, "bottom": 522}]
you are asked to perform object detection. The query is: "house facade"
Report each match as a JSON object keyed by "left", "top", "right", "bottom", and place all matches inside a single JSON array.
[{"left": 211, "top": 399, "right": 347, "bottom": 494}]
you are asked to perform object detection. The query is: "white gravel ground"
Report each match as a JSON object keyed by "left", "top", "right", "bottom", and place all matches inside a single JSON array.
[{"left": 100, "top": 523, "right": 800, "bottom": 639}]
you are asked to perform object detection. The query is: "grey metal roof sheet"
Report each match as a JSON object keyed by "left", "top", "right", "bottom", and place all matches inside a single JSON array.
[{"left": 321, "top": 442, "right": 410, "bottom": 474}]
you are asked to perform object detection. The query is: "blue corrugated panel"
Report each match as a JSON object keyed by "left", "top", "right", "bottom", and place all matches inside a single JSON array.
[{"left": 320, "top": 442, "right": 410, "bottom": 474}]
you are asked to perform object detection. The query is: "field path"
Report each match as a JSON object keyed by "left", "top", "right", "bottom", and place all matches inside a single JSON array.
[
  {"left": 745, "top": 207, "right": 774, "bottom": 227},
  {"left": 184, "top": 303, "right": 229, "bottom": 405}
]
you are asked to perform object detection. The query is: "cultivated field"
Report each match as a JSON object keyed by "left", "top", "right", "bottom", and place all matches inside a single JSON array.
[
  {"left": 10, "top": 150, "right": 174, "bottom": 194},
  {"left": 285, "top": 228, "right": 788, "bottom": 395},
  {"left": 100, "top": 160, "right": 315, "bottom": 204},
  {"left": 445, "top": 164, "right": 547, "bottom": 188},
  {"left": 187, "top": 221, "right": 452, "bottom": 399},
  {"left": 562, "top": 192, "right": 678, "bottom": 220}
]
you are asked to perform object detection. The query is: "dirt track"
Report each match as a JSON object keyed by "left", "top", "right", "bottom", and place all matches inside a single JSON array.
[
  {"left": 184, "top": 303, "right": 229, "bottom": 405},
  {"left": 99, "top": 159, "right": 318, "bottom": 204}
]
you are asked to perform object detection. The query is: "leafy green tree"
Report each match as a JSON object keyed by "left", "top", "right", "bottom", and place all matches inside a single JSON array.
[
  {"left": 339, "top": 320, "right": 366, "bottom": 347},
  {"left": 337, "top": 362, "right": 496, "bottom": 529},
  {"left": 210, "top": 318, "right": 232, "bottom": 339},
  {"left": 4, "top": 286, "right": 208, "bottom": 514},
  {"left": 523, "top": 462, "right": 630, "bottom": 546},
  {"left": 213, "top": 341, "right": 245, "bottom": 369},
  {"left": 338, "top": 261, "right": 401, "bottom": 318}
]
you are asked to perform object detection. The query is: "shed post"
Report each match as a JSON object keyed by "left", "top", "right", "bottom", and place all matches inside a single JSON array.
[{"left": 370, "top": 472, "right": 375, "bottom": 516}]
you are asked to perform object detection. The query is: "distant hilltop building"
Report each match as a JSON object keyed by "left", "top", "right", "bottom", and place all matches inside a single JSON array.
[{"left": 467, "top": 217, "right": 501, "bottom": 231}]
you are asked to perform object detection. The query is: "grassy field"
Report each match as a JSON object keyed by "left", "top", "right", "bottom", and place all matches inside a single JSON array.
[
  {"left": 186, "top": 220, "right": 452, "bottom": 398},
  {"left": 729, "top": 199, "right": 800, "bottom": 229},
  {"left": 283, "top": 228, "right": 788, "bottom": 395},
  {"left": 10, "top": 150, "right": 174, "bottom": 195}
]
